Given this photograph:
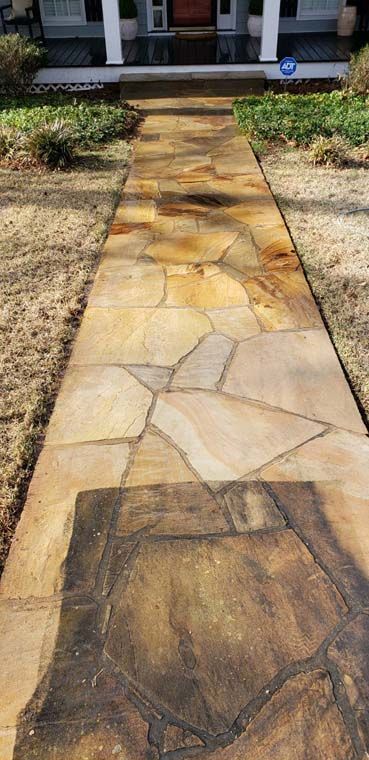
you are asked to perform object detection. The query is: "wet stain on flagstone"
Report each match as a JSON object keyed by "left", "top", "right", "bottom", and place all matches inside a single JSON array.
[{"left": 11, "top": 478, "right": 366, "bottom": 758}]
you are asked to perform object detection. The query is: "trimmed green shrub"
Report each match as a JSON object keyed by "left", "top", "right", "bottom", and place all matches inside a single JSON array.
[
  {"left": 347, "top": 44, "right": 369, "bottom": 95},
  {"left": 308, "top": 135, "right": 349, "bottom": 167},
  {"left": 0, "top": 97, "right": 138, "bottom": 147},
  {"left": 0, "top": 34, "right": 47, "bottom": 96},
  {"left": 234, "top": 91, "right": 369, "bottom": 146},
  {"left": 119, "top": 0, "right": 138, "bottom": 18},
  {"left": 26, "top": 119, "right": 75, "bottom": 168}
]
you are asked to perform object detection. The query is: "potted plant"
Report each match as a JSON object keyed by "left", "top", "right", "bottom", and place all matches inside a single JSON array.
[
  {"left": 247, "top": 0, "right": 263, "bottom": 37},
  {"left": 337, "top": 0, "right": 357, "bottom": 36},
  {"left": 119, "top": 0, "right": 138, "bottom": 41}
]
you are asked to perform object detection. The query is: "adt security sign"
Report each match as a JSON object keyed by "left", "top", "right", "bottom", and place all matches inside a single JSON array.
[{"left": 279, "top": 56, "right": 297, "bottom": 77}]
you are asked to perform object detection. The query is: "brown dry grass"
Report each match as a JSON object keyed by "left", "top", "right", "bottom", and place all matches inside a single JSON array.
[
  {"left": 0, "top": 140, "right": 131, "bottom": 572},
  {"left": 258, "top": 145, "right": 369, "bottom": 428}
]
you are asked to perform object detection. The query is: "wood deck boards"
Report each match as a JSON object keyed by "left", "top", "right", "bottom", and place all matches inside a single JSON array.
[{"left": 44, "top": 31, "right": 369, "bottom": 67}]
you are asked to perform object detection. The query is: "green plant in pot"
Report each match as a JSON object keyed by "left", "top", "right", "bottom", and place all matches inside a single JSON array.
[
  {"left": 247, "top": 0, "right": 263, "bottom": 37},
  {"left": 119, "top": 0, "right": 138, "bottom": 41},
  {"left": 337, "top": 0, "right": 357, "bottom": 37}
]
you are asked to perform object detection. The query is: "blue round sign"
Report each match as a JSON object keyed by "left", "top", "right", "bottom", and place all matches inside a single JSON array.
[{"left": 279, "top": 56, "right": 297, "bottom": 77}]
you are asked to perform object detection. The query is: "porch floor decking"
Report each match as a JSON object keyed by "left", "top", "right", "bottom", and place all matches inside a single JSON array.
[{"left": 44, "top": 31, "right": 369, "bottom": 68}]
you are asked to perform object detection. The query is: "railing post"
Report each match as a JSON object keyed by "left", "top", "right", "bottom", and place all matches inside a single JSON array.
[
  {"left": 101, "top": 0, "right": 123, "bottom": 64},
  {"left": 259, "top": 0, "right": 281, "bottom": 62}
]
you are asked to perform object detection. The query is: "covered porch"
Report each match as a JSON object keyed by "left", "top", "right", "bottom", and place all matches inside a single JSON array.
[{"left": 43, "top": 30, "right": 369, "bottom": 67}]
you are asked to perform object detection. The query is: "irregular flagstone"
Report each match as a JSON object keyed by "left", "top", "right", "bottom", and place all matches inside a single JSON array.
[
  {"left": 131, "top": 156, "right": 174, "bottom": 179},
  {"left": 181, "top": 671, "right": 355, "bottom": 759},
  {"left": 0, "top": 599, "right": 151, "bottom": 760},
  {"left": 172, "top": 334, "right": 233, "bottom": 390},
  {"left": 114, "top": 199, "right": 157, "bottom": 225},
  {"left": 152, "top": 390, "right": 324, "bottom": 485},
  {"left": 223, "top": 232, "right": 263, "bottom": 277},
  {"left": 208, "top": 139, "right": 260, "bottom": 177},
  {"left": 173, "top": 217, "right": 198, "bottom": 233},
  {"left": 207, "top": 306, "right": 260, "bottom": 341},
  {"left": 104, "top": 532, "right": 345, "bottom": 734},
  {"left": 146, "top": 231, "right": 237, "bottom": 265},
  {"left": 158, "top": 197, "right": 210, "bottom": 218},
  {"left": 166, "top": 263, "right": 249, "bottom": 309},
  {"left": 0, "top": 600, "right": 61, "bottom": 729},
  {"left": 174, "top": 166, "right": 217, "bottom": 183},
  {"left": 70, "top": 308, "right": 211, "bottom": 366},
  {"left": 251, "top": 224, "right": 299, "bottom": 272},
  {"left": 123, "top": 176, "right": 160, "bottom": 199},
  {"left": 223, "top": 331, "right": 365, "bottom": 432},
  {"left": 126, "top": 364, "right": 171, "bottom": 391},
  {"left": 0, "top": 443, "right": 129, "bottom": 599},
  {"left": 0, "top": 729, "right": 15, "bottom": 760},
  {"left": 1, "top": 105, "right": 368, "bottom": 760},
  {"left": 328, "top": 615, "right": 369, "bottom": 751},
  {"left": 89, "top": 260, "right": 165, "bottom": 308},
  {"left": 46, "top": 366, "right": 152, "bottom": 444},
  {"left": 135, "top": 140, "right": 174, "bottom": 158},
  {"left": 209, "top": 175, "right": 271, "bottom": 202},
  {"left": 99, "top": 229, "right": 153, "bottom": 269},
  {"left": 126, "top": 430, "right": 197, "bottom": 488},
  {"left": 223, "top": 481, "right": 285, "bottom": 532},
  {"left": 13, "top": 714, "right": 150, "bottom": 760},
  {"left": 225, "top": 200, "right": 285, "bottom": 227},
  {"left": 197, "top": 210, "right": 245, "bottom": 234},
  {"left": 245, "top": 271, "right": 323, "bottom": 330},
  {"left": 102, "top": 539, "right": 136, "bottom": 596},
  {"left": 262, "top": 429, "right": 369, "bottom": 604},
  {"left": 208, "top": 135, "right": 258, "bottom": 159},
  {"left": 163, "top": 724, "right": 204, "bottom": 752},
  {"left": 116, "top": 481, "right": 228, "bottom": 537}
]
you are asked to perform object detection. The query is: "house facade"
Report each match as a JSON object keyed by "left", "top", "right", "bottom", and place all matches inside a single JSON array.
[
  {"left": 41, "top": 0, "right": 345, "bottom": 40},
  {"left": 2, "top": 0, "right": 368, "bottom": 82}
]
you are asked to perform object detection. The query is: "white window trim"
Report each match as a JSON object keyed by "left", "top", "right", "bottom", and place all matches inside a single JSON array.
[
  {"left": 297, "top": 0, "right": 340, "bottom": 19},
  {"left": 40, "top": 0, "right": 87, "bottom": 25},
  {"left": 146, "top": 0, "right": 168, "bottom": 31}
]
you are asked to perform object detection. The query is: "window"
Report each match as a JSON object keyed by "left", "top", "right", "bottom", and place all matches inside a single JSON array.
[
  {"left": 41, "top": 0, "right": 85, "bottom": 23},
  {"left": 297, "top": 0, "right": 340, "bottom": 18}
]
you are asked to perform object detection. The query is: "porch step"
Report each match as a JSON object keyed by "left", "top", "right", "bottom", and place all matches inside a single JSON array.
[
  {"left": 120, "top": 74, "right": 265, "bottom": 114},
  {"left": 120, "top": 69, "right": 265, "bottom": 83}
]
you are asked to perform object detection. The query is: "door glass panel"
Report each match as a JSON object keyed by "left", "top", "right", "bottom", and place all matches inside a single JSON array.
[
  {"left": 153, "top": 8, "right": 163, "bottom": 25},
  {"left": 220, "top": 0, "right": 230, "bottom": 13}
]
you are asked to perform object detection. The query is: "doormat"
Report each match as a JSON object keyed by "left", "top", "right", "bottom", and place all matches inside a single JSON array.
[{"left": 175, "top": 31, "right": 217, "bottom": 40}]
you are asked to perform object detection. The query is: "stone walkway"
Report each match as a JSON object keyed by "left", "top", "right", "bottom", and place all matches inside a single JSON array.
[{"left": 1, "top": 107, "right": 369, "bottom": 760}]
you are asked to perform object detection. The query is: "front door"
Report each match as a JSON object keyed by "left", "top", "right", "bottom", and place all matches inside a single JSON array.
[{"left": 169, "top": 0, "right": 215, "bottom": 28}]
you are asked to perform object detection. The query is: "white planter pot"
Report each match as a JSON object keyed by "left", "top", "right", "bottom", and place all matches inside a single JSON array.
[
  {"left": 337, "top": 6, "right": 357, "bottom": 37},
  {"left": 120, "top": 17, "right": 138, "bottom": 40},
  {"left": 247, "top": 14, "right": 263, "bottom": 37}
]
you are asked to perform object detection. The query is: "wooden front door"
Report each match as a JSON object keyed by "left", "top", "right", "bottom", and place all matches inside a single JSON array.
[{"left": 170, "top": 0, "right": 214, "bottom": 27}]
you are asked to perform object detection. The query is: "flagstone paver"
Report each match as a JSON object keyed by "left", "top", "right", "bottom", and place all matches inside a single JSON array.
[{"left": 0, "top": 106, "right": 368, "bottom": 760}]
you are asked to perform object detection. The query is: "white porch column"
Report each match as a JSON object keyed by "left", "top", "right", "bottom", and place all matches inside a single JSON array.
[
  {"left": 101, "top": 0, "right": 123, "bottom": 65},
  {"left": 259, "top": 0, "right": 281, "bottom": 62}
]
